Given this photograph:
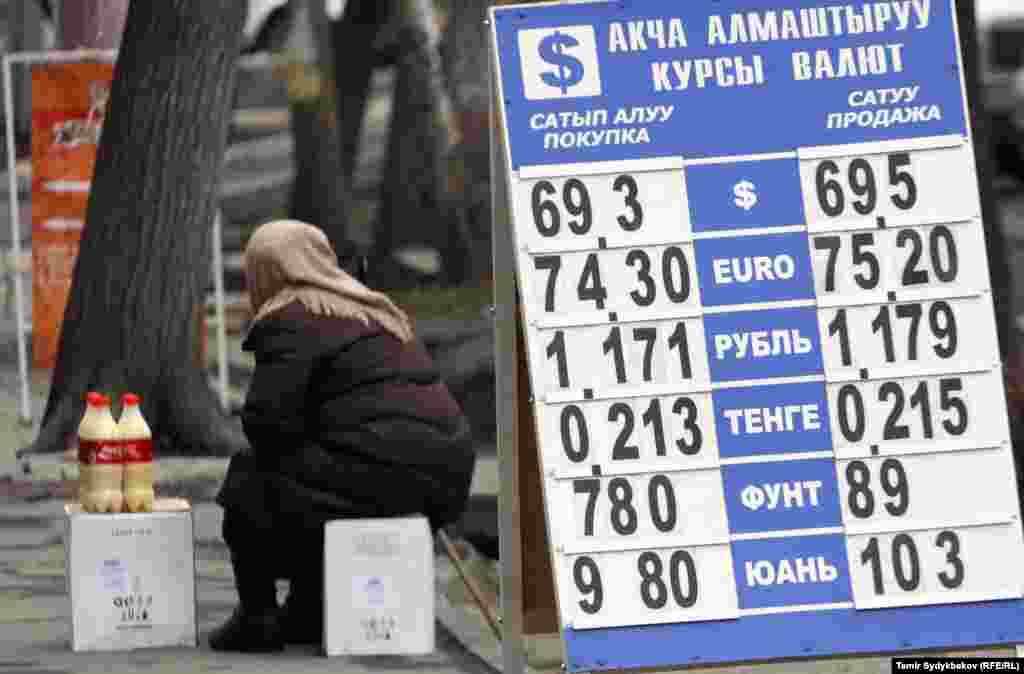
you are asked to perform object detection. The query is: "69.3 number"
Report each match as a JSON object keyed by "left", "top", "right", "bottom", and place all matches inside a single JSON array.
[{"left": 532, "top": 175, "right": 644, "bottom": 237}]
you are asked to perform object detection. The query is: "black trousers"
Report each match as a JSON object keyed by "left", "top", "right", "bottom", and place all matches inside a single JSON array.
[{"left": 222, "top": 504, "right": 325, "bottom": 614}]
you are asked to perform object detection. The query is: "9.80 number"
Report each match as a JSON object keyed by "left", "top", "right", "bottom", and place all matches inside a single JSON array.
[{"left": 574, "top": 551, "right": 698, "bottom": 614}]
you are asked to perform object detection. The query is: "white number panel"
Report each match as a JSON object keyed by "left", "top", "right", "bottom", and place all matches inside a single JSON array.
[
  {"left": 526, "top": 243, "right": 700, "bottom": 316},
  {"left": 799, "top": 142, "right": 979, "bottom": 229},
  {"left": 808, "top": 220, "right": 988, "bottom": 300},
  {"left": 514, "top": 169, "right": 688, "bottom": 252},
  {"left": 836, "top": 449, "right": 1019, "bottom": 531},
  {"left": 817, "top": 294, "right": 997, "bottom": 376},
  {"left": 558, "top": 469, "right": 730, "bottom": 551},
  {"left": 532, "top": 317, "right": 710, "bottom": 396},
  {"left": 826, "top": 370, "right": 1009, "bottom": 454},
  {"left": 844, "top": 524, "right": 1024, "bottom": 610},
  {"left": 564, "top": 544, "right": 739, "bottom": 630},
  {"left": 540, "top": 393, "right": 717, "bottom": 475}
]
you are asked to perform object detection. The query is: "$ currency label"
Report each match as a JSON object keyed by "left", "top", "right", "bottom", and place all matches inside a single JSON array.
[
  {"left": 517, "top": 26, "right": 602, "bottom": 100},
  {"left": 733, "top": 181, "right": 758, "bottom": 211}
]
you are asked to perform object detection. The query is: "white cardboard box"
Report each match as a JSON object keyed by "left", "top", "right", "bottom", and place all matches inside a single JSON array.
[
  {"left": 323, "top": 516, "right": 434, "bottom": 656},
  {"left": 63, "top": 498, "right": 197, "bottom": 652}
]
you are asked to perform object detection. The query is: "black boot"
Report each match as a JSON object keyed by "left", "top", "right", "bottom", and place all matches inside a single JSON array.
[
  {"left": 280, "top": 580, "right": 322, "bottom": 645},
  {"left": 209, "top": 551, "right": 284, "bottom": 652},
  {"left": 209, "top": 606, "right": 284, "bottom": 653}
]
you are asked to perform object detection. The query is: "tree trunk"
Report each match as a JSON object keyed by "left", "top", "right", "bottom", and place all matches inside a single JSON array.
[
  {"left": 28, "top": 0, "right": 249, "bottom": 457},
  {"left": 285, "top": 0, "right": 352, "bottom": 256},
  {"left": 284, "top": 60, "right": 352, "bottom": 258},
  {"left": 331, "top": 0, "right": 391, "bottom": 191},
  {"left": 441, "top": 0, "right": 493, "bottom": 284},
  {"left": 956, "top": 0, "right": 1014, "bottom": 356},
  {"left": 375, "top": 0, "right": 473, "bottom": 286}
]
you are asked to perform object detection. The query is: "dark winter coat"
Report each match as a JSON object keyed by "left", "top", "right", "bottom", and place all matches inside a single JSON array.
[{"left": 216, "top": 301, "right": 475, "bottom": 534}]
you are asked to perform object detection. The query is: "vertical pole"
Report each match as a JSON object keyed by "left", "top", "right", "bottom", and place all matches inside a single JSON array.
[
  {"left": 491, "top": 39, "right": 527, "bottom": 674},
  {"left": 4, "top": 55, "right": 31, "bottom": 425},
  {"left": 213, "top": 210, "right": 228, "bottom": 411},
  {"left": 11, "top": 0, "right": 44, "bottom": 140}
]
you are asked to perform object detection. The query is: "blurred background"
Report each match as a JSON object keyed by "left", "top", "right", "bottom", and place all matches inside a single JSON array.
[{"left": 0, "top": 0, "right": 1021, "bottom": 502}]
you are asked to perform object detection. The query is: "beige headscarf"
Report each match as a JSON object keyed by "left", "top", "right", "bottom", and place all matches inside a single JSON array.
[{"left": 243, "top": 219, "right": 415, "bottom": 343}]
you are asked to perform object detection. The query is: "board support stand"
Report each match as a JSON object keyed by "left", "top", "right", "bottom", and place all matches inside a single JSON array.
[{"left": 492, "top": 43, "right": 528, "bottom": 674}]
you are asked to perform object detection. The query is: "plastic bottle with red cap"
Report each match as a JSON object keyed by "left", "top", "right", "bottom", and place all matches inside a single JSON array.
[
  {"left": 119, "top": 393, "right": 154, "bottom": 512},
  {"left": 77, "top": 392, "right": 123, "bottom": 513}
]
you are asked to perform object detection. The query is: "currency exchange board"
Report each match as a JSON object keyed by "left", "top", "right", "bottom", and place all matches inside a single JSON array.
[{"left": 489, "top": 0, "right": 1024, "bottom": 670}]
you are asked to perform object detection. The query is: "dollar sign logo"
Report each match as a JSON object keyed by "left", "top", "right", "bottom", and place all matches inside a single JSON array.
[
  {"left": 538, "top": 31, "right": 585, "bottom": 95},
  {"left": 734, "top": 180, "right": 758, "bottom": 211}
]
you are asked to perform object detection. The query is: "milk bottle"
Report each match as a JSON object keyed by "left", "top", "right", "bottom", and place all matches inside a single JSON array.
[
  {"left": 78, "top": 392, "right": 123, "bottom": 513},
  {"left": 119, "top": 393, "right": 154, "bottom": 512}
]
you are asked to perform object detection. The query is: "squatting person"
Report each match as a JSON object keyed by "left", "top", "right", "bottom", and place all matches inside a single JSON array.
[{"left": 209, "top": 219, "right": 475, "bottom": 652}]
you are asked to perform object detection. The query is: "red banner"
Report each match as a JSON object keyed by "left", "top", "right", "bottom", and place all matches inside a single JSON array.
[{"left": 31, "top": 62, "right": 114, "bottom": 369}]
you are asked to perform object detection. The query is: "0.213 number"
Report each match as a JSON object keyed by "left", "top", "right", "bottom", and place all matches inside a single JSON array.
[
  {"left": 835, "top": 377, "right": 968, "bottom": 444},
  {"left": 559, "top": 396, "right": 702, "bottom": 463}
]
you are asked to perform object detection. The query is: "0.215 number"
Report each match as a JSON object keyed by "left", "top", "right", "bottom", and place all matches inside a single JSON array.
[{"left": 835, "top": 377, "right": 968, "bottom": 444}]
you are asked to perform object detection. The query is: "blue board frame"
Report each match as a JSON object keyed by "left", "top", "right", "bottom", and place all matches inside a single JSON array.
[
  {"left": 490, "top": 0, "right": 1024, "bottom": 671},
  {"left": 493, "top": 0, "right": 968, "bottom": 170}
]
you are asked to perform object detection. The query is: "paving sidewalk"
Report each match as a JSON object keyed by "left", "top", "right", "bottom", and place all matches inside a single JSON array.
[{"left": 0, "top": 499, "right": 521, "bottom": 674}]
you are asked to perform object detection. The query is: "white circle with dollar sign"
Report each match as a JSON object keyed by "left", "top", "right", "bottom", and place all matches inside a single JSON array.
[{"left": 517, "top": 25, "right": 602, "bottom": 101}]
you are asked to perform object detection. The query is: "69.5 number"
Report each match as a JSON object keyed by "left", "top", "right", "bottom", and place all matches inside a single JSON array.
[{"left": 815, "top": 152, "right": 917, "bottom": 218}]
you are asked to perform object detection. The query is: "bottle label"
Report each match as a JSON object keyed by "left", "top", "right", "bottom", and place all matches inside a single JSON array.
[
  {"left": 79, "top": 439, "right": 122, "bottom": 464},
  {"left": 122, "top": 438, "right": 153, "bottom": 462}
]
